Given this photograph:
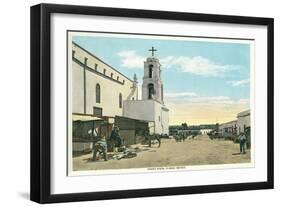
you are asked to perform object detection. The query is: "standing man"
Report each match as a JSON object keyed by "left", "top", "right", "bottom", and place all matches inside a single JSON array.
[
  {"left": 239, "top": 132, "right": 246, "bottom": 154},
  {"left": 110, "top": 126, "right": 123, "bottom": 148}
]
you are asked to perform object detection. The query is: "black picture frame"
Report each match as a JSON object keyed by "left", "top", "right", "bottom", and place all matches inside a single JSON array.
[{"left": 30, "top": 3, "right": 274, "bottom": 204}]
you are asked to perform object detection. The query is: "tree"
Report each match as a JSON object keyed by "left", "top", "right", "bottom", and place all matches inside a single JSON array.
[{"left": 181, "top": 123, "right": 188, "bottom": 129}]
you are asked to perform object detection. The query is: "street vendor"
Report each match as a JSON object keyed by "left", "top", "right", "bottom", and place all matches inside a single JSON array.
[
  {"left": 93, "top": 133, "right": 108, "bottom": 161},
  {"left": 110, "top": 126, "right": 123, "bottom": 148}
]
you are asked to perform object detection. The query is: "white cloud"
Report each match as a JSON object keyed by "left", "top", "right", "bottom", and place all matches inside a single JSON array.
[
  {"left": 228, "top": 78, "right": 250, "bottom": 87},
  {"left": 118, "top": 51, "right": 241, "bottom": 77},
  {"left": 186, "top": 96, "right": 234, "bottom": 104},
  {"left": 165, "top": 92, "right": 249, "bottom": 106},
  {"left": 165, "top": 92, "right": 198, "bottom": 98},
  {"left": 160, "top": 56, "right": 175, "bottom": 66},
  {"left": 165, "top": 95, "right": 250, "bottom": 125},
  {"left": 166, "top": 101, "right": 250, "bottom": 125},
  {"left": 161, "top": 56, "right": 241, "bottom": 77},
  {"left": 237, "top": 98, "right": 250, "bottom": 105},
  {"left": 118, "top": 50, "right": 145, "bottom": 69}
]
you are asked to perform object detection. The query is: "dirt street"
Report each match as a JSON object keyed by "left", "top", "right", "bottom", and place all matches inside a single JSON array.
[{"left": 73, "top": 134, "right": 251, "bottom": 171}]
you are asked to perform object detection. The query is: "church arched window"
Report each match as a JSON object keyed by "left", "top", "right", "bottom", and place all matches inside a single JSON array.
[
  {"left": 148, "top": 83, "right": 154, "bottom": 99},
  {"left": 149, "top": 64, "right": 153, "bottom": 78},
  {"left": 119, "top": 93, "right": 122, "bottom": 108},
  {"left": 96, "top": 84, "right": 101, "bottom": 103}
]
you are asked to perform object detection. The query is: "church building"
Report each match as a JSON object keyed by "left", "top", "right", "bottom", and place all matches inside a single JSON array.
[
  {"left": 72, "top": 42, "right": 169, "bottom": 137},
  {"left": 123, "top": 47, "right": 169, "bottom": 135},
  {"left": 72, "top": 42, "right": 138, "bottom": 118}
]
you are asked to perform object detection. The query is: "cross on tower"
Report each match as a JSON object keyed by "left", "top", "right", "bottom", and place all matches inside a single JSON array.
[{"left": 149, "top": 46, "right": 157, "bottom": 56}]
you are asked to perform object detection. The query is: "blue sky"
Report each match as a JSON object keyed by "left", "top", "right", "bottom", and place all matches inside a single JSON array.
[{"left": 73, "top": 34, "right": 251, "bottom": 124}]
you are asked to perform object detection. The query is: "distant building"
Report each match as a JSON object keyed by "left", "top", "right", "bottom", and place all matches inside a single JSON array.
[
  {"left": 200, "top": 128, "right": 213, "bottom": 135},
  {"left": 218, "top": 120, "right": 237, "bottom": 138},
  {"left": 177, "top": 129, "right": 200, "bottom": 135},
  {"left": 218, "top": 109, "right": 250, "bottom": 138},
  {"left": 169, "top": 124, "right": 216, "bottom": 135},
  {"left": 169, "top": 125, "right": 179, "bottom": 135},
  {"left": 237, "top": 109, "right": 250, "bottom": 135}
]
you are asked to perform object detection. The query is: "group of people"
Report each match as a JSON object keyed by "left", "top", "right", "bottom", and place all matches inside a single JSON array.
[{"left": 92, "top": 126, "right": 123, "bottom": 162}]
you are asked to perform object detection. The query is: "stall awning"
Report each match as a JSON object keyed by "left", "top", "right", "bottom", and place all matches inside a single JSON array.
[{"left": 72, "top": 114, "right": 103, "bottom": 122}]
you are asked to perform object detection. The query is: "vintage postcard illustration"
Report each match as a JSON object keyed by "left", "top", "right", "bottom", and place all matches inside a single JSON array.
[{"left": 68, "top": 31, "right": 253, "bottom": 175}]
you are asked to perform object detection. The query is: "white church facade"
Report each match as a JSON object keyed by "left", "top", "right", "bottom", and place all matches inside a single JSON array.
[
  {"left": 72, "top": 42, "right": 169, "bottom": 135},
  {"left": 72, "top": 42, "right": 138, "bottom": 118},
  {"left": 123, "top": 49, "right": 169, "bottom": 135}
]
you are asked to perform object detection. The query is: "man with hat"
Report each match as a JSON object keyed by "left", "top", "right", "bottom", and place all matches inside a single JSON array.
[
  {"left": 110, "top": 126, "right": 123, "bottom": 148},
  {"left": 239, "top": 132, "right": 247, "bottom": 154}
]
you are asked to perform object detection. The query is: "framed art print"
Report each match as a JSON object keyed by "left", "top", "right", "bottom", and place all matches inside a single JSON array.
[{"left": 30, "top": 3, "right": 274, "bottom": 203}]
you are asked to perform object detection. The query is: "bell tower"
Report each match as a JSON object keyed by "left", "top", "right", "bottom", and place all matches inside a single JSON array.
[{"left": 142, "top": 47, "right": 164, "bottom": 104}]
